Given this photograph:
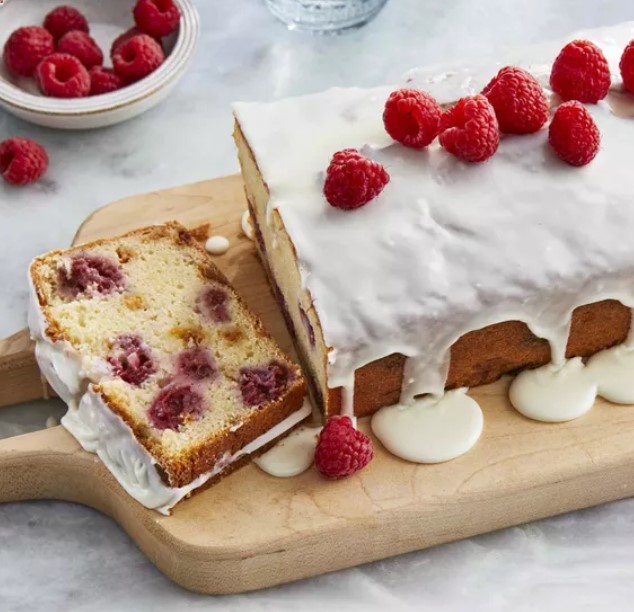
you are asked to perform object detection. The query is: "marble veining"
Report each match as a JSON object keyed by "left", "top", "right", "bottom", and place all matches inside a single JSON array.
[{"left": 3, "top": 0, "right": 634, "bottom": 609}]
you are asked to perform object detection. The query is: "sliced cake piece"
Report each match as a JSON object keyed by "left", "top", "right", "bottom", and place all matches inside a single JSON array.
[{"left": 28, "top": 222, "right": 308, "bottom": 514}]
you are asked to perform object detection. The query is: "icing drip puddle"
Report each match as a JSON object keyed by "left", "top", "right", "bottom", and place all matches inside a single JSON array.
[
  {"left": 371, "top": 389, "right": 483, "bottom": 463},
  {"left": 254, "top": 425, "right": 322, "bottom": 477},
  {"left": 510, "top": 342, "right": 634, "bottom": 423}
]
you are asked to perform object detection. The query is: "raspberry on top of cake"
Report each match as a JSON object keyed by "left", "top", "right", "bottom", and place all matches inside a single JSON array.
[{"left": 28, "top": 222, "right": 308, "bottom": 513}]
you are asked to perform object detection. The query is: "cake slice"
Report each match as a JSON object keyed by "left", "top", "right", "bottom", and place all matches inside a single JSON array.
[
  {"left": 233, "top": 23, "right": 634, "bottom": 419},
  {"left": 28, "top": 222, "right": 308, "bottom": 514}
]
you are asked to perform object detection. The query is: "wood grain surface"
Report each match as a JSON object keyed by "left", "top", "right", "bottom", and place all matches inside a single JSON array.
[{"left": 2, "top": 175, "right": 634, "bottom": 594}]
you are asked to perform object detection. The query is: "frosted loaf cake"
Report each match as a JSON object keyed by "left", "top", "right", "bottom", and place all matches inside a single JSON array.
[
  {"left": 28, "top": 223, "right": 308, "bottom": 513},
  {"left": 233, "top": 23, "right": 634, "bottom": 427}
]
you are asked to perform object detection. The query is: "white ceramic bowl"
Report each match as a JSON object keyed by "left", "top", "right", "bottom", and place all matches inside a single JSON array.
[{"left": 0, "top": 0, "right": 199, "bottom": 129}]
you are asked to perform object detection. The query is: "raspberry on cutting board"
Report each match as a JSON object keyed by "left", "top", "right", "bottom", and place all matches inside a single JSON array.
[
  {"left": 35, "top": 53, "right": 91, "bottom": 98},
  {"left": 133, "top": 0, "right": 181, "bottom": 39},
  {"left": 314, "top": 416, "right": 374, "bottom": 479},
  {"left": 43, "top": 5, "right": 90, "bottom": 41},
  {"left": 3, "top": 27, "right": 55, "bottom": 77},
  {"left": 57, "top": 31, "right": 104, "bottom": 70},
  {"left": 439, "top": 94, "right": 500, "bottom": 162},
  {"left": 323, "top": 148, "right": 390, "bottom": 210},
  {"left": 0, "top": 138, "right": 48, "bottom": 186},
  {"left": 112, "top": 34, "right": 165, "bottom": 82}
]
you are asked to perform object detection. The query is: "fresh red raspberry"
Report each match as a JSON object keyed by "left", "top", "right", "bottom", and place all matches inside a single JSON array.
[
  {"left": 0, "top": 138, "right": 48, "bottom": 186},
  {"left": 112, "top": 34, "right": 165, "bottom": 82},
  {"left": 383, "top": 88, "right": 441, "bottom": 148},
  {"left": 439, "top": 94, "right": 499, "bottom": 162},
  {"left": 323, "top": 149, "right": 390, "bottom": 209},
  {"left": 548, "top": 100, "right": 600, "bottom": 167},
  {"left": 482, "top": 66, "right": 549, "bottom": 134},
  {"left": 43, "top": 5, "right": 89, "bottom": 41},
  {"left": 550, "top": 40, "right": 610, "bottom": 103},
  {"left": 35, "top": 53, "right": 90, "bottom": 98},
  {"left": 3, "top": 27, "right": 55, "bottom": 77},
  {"left": 619, "top": 40, "right": 634, "bottom": 94},
  {"left": 57, "top": 31, "right": 103, "bottom": 70},
  {"left": 89, "top": 66, "right": 125, "bottom": 95},
  {"left": 110, "top": 27, "right": 162, "bottom": 58},
  {"left": 314, "top": 416, "right": 373, "bottom": 480},
  {"left": 133, "top": 0, "right": 181, "bottom": 39}
]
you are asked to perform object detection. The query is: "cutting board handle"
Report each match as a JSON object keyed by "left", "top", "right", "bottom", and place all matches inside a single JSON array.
[
  {"left": 0, "top": 426, "right": 81, "bottom": 503},
  {"left": 0, "top": 328, "right": 50, "bottom": 408}
]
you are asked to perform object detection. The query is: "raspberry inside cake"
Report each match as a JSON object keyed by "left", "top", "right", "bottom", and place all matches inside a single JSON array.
[{"left": 29, "top": 223, "right": 307, "bottom": 513}]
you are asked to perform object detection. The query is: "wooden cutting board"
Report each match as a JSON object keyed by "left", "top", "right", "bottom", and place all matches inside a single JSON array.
[{"left": 2, "top": 175, "right": 634, "bottom": 595}]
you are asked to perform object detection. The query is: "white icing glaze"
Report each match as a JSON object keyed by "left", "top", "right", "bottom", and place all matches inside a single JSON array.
[
  {"left": 63, "top": 386, "right": 312, "bottom": 514},
  {"left": 205, "top": 235, "right": 230, "bottom": 255},
  {"left": 254, "top": 421, "right": 321, "bottom": 477},
  {"left": 371, "top": 389, "right": 483, "bottom": 463},
  {"left": 45, "top": 416, "right": 59, "bottom": 428},
  {"left": 241, "top": 209, "right": 255, "bottom": 240},
  {"left": 233, "top": 23, "right": 634, "bottom": 412},
  {"left": 509, "top": 358, "right": 597, "bottom": 423},
  {"left": 587, "top": 345, "right": 634, "bottom": 404}
]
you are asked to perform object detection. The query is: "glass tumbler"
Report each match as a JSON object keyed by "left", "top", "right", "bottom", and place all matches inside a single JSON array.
[{"left": 264, "top": 0, "right": 389, "bottom": 33}]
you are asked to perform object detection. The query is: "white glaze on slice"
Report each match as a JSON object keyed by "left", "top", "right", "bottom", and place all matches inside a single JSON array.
[
  {"left": 205, "top": 235, "right": 230, "bottom": 255},
  {"left": 586, "top": 345, "right": 634, "bottom": 404},
  {"left": 371, "top": 389, "right": 483, "bottom": 463},
  {"left": 509, "top": 358, "right": 597, "bottom": 423},
  {"left": 254, "top": 424, "right": 322, "bottom": 477}
]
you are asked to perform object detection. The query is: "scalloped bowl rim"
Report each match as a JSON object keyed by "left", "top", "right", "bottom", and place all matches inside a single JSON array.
[{"left": 0, "top": 0, "right": 199, "bottom": 117}]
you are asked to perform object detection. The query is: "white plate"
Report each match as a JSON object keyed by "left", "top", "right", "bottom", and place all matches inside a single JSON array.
[{"left": 0, "top": 0, "right": 199, "bottom": 129}]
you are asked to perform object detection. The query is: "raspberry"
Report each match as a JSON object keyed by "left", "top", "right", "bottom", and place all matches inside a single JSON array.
[
  {"left": 58, "top": 254, "right": 125, "bottom": 298},
  {"left": 550, "top": 40, "right": 611, "bottom": 103},
  {"left": 112, "top": 34, "right": 165, "bottom": 82},
  {"left": 57, "top": 31, "right": 103, "bottom": 70},
  {"left": 110, "top": 27, "right": 163, "bottom": 58},
  {"left": 548, "top": 100, "right": 600, "bottom": 167},
  {"left": 239, "top": 361, "right": 292, "bottom": 406},
  {"left": 3, "top": 27, "right": 55, "bottom": 77},
  {"left": 383, "top": 88, "right": 441, "bottom": 148},
  {"left": 323, "top": 149, "right": 390, "bottom": 210},
  {"left": 482, "top": 66, "right": 549, "bottom": 134},
  {"left": 176, "top": 347, "right": 217, "bottom": 381},
  {"left": 43, "top": 6, "right": 89, "bottom": 41},
  {"left": 89, "top": 66, "right": 125, "bottom": 95},
  {"left": 0, "top": 137, "right": 48, "bottom": 186},
  {"left": 438, "top": 95, "right": 499, "bottom": 163},
  {"left": 619, "top": 40, "right": 634, "bottom": 94},
  {"left": 197, "top": 287, "right": 230, "bottom": 323},
  {"left": 108, "top": 334, "right": 156, "bottom": 386},
  {"left": 148, "top": 384, "right": 204, "bottom": 430},
  {"left": 314, "top": 416, "right": 373, "bottom": 480},
  {"left": 133, "top": 0, "right": 181, "bottom": 39},
  {"left": 35, "top": 53, "right": 91, "bottom": 98}
]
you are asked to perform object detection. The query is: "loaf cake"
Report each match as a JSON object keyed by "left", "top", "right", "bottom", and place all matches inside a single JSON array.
[
  {"left": 28, "top": 222, "right": 308, "bottom": 513},
  {"left": 233, "top": 22, "right": 634, "bottom": 419}
]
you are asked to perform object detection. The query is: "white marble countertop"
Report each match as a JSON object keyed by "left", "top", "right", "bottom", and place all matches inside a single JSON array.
[{"left": 2, "top": 0, "right": 634, "bottom": 609}]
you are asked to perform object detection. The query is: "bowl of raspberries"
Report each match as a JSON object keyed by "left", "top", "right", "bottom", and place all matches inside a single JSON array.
[{"left": 0, "top": 0, "right": 199, "bottom": 129}]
